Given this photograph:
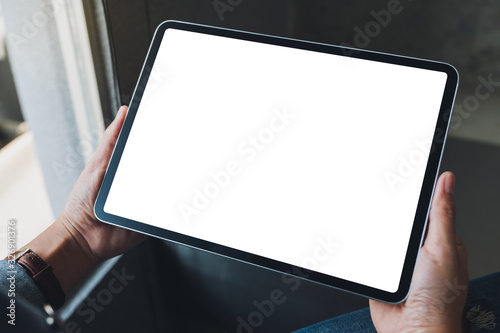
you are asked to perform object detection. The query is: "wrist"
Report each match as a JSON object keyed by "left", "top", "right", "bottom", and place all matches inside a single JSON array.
[
  {"left": 412, "top": 328, "right": 461, "bottom": 333},
  {"left": 409, "top": 320, "right": 463, "bottom": 333},
  {"left": 23, "top": 216, "right": 98, "bottom": 294},
  {"left": 12, "top": 249, "right": 66, "bottom": 308},
  {"left": 404, "top": 308, "right": 464, "bottom": 333},
  {"left": 56, "top": 211, "right": 102, "bottom": 266}
]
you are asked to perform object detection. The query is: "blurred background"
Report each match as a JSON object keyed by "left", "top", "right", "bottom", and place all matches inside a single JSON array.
[{"left": 0, "top": 1, "right": 498, "bottom": 332}]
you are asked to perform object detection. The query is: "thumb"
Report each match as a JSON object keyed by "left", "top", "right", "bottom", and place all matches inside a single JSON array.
[
  {"left": 86, "top": 105, "right": 128, "bottom": 172},
  {"left": 101, "top": 105, "right": 128, "bottom": 152},
  {"left": 426, "top": 171, "right": 457, "bottom": 247}
]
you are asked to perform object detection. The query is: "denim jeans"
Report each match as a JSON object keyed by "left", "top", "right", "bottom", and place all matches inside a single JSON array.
[
  {"left": 295, "top": 272, "right": 500, "bottom": 333},
  {"left": 1, "top": 259, "right": 498, "bottom": 332}
]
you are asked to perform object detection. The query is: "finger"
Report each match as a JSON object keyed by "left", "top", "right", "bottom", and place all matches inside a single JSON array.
[
  {"left": 103, "top": 105, "right": 128, "bottom": 143},
  {"left": 97, "top": 106, "right": 127, "bottom": 154},
  {"left": 87, "top": 106, "right": 128, "bottom": 172},
  {"left": 426, "top": 171, "right": 457, "bottom": 247}
]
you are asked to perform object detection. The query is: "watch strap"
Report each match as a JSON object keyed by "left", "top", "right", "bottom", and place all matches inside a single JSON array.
[{"left": 14, "top": 249, "right": 65, "bottom": 309}]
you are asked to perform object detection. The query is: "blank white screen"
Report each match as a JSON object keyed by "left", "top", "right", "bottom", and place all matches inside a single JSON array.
[{"left": 104, "top": 28, "right": 448, "bottom": 292}]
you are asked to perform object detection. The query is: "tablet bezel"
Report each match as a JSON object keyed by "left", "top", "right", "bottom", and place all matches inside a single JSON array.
[{"left": 94, "top": 20, "right": 458, "bottom": 303}]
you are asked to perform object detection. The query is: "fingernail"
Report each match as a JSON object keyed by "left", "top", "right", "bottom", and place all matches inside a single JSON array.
[
  {"left": 444, "top": 172, "right": 455, "bottom": 194},
  {"left": 117, "top": 105, "right": 126, "bottom": 117}
]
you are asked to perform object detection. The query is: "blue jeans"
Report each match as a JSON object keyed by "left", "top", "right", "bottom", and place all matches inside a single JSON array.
[{"left": 295, "top": 272, "right": 500, "bottom": 333}]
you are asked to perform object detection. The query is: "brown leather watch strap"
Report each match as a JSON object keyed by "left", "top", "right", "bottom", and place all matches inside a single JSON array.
[{"left": 14, "top": 249, "right": 65, "bottom": 309}]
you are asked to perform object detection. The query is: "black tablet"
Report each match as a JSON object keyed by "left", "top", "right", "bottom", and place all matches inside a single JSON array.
[{"left": 95, "top": 20, "right": 458, "bottom": 303}]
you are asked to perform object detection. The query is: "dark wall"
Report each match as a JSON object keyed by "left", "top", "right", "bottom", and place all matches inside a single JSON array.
[
  {"left": 103, "top": 0, "right": 500, "bottom": 104},
  {"left": 0, "top": 48, "right": 23, "bottom": 122},
  {"left": 104, "top": 0, "right": 291, "bottom": 104}
]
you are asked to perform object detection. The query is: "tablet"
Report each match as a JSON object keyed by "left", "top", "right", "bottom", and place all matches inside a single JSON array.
[{"left": 95, "top": 20, "right": 458, "bottom": 303}]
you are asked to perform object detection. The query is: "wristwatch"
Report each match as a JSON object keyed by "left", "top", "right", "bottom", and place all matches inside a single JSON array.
[{"left": 11, "top": 248, "right": 65, "bottom": 309}]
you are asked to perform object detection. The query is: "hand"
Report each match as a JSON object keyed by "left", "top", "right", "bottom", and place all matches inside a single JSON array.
[
  {"left": 26, "top": 106, "right": 147, "bottom": 294},
  {"left": 59, "top": 105, "right": 146, "bottom": 262},
  {"left": 369, "top": 172, "right": 468, "bottom": 333}
]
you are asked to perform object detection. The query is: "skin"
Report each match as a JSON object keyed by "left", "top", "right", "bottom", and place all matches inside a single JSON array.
[
  {"left": 24, "top": 106, "right": 146, "bottom": 293},
  {"left": 370, "top": 172, "right": 468, "bottom": 333},
  {"left": 23, "top": 107, "right": 468, "bottom": 331}
]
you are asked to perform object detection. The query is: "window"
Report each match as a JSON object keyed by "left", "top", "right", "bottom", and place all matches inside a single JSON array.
[{"left": 0, "top": 7, "right": 25, "bottom": 150}]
